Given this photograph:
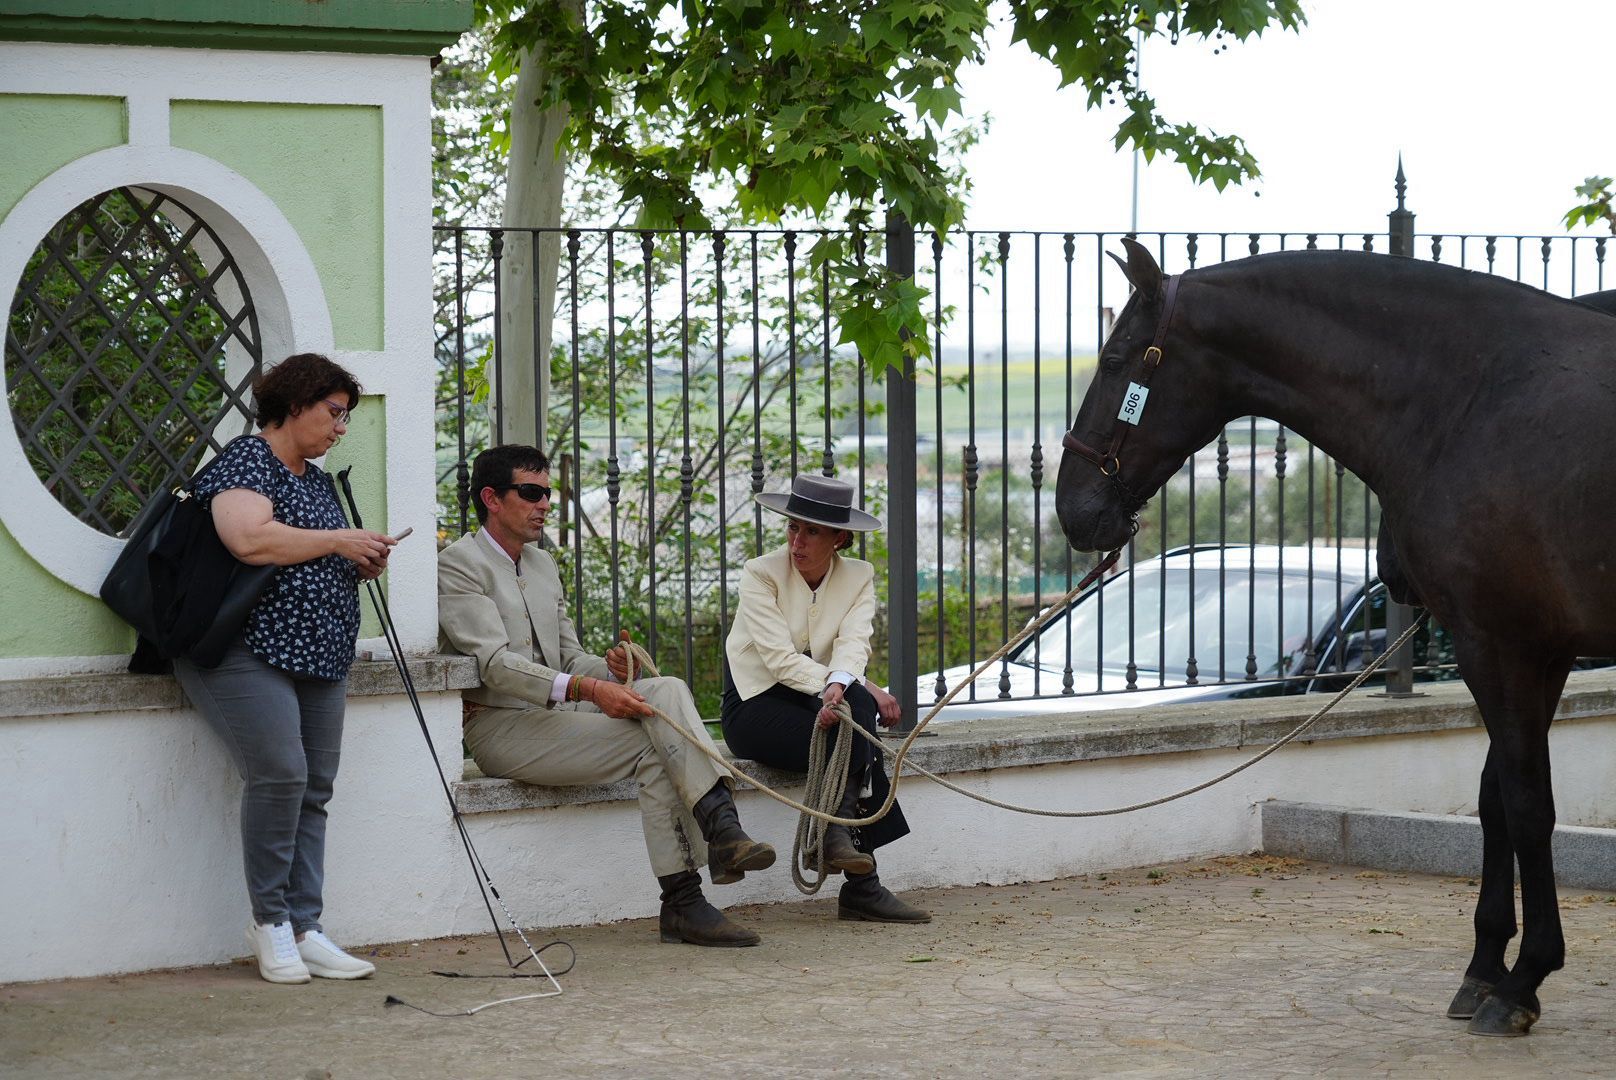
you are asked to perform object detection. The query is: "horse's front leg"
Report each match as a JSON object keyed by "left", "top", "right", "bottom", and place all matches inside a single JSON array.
[
  {"left": 1456, "top": 648, "right": 1569, "bottom": 1037},
  {"left": 1446, "top": 744, "right": 1513, "bottom": 1019}
]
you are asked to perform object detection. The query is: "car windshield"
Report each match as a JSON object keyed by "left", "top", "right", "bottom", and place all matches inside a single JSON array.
[{"left": 1021, "top": 561, "right": 1366, "bottom": 683}]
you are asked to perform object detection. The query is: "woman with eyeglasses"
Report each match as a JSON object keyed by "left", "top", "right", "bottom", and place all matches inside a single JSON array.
[{"left": 172, "top": 352, "right": 395, "bottom": 984}]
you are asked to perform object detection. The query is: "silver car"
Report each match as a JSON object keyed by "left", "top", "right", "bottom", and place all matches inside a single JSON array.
[{"left": 918, "top": 544, "right": 1410, "bottom": 721}]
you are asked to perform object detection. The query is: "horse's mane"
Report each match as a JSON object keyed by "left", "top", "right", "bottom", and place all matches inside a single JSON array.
[{"left": 1186, "top": 249, "right": 1600, "bottom": 317}]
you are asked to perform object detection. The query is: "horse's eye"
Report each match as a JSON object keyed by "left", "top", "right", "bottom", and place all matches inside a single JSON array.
[{"left": 1101, "top": 354, "right": 1125, "bottom": 373}]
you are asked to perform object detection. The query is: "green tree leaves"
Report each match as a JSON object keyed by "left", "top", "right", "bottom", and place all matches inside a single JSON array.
[
  {"left": 474, "top": 0, "right": 1307, "bottom": 374},
  {"left": 1563, "top": 176, "right": 1615, "bottom": 234}
]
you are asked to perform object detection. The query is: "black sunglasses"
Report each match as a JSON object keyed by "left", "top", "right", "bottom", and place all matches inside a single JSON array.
[{"left": 494, "top": 482, "right": 553, "bottom": 503}]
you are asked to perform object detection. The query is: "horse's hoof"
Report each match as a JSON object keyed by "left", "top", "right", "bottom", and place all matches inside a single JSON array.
[
  {"left": 1466, "top": 995, "right": 1539, "bottom": 1037},
  {"left": 1445, "top": 976, "right": 1494, "bottom": 1019}
]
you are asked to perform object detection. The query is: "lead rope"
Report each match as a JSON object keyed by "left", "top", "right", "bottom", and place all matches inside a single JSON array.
[
  {"left": 613, "top": 561, "right": 1427, "bottom": 860},
  {"left": 791, "top": 698, "right": 854, "bottom": 893}
]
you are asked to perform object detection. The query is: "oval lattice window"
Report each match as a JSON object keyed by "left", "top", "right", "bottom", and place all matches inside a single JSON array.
[{"left": 4, "top": 186, "right": 261, "bottom": 536}]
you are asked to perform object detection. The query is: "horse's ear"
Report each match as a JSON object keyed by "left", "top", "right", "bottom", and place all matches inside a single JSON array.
[{"left": 1116, "top": 238, "right": 1164, "bottom": 300}]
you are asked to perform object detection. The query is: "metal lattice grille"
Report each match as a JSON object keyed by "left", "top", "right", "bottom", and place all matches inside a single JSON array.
[{"left": 4, "top": 187, "right": 262, "bottom": 536}]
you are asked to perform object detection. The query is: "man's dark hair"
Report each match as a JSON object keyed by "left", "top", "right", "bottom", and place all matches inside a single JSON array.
[
  {"left": 469, "top": 444, "right": 551, "bottom": 524},
  {"left": 252, "top": 353, "right": 362, "bottom": 429}
]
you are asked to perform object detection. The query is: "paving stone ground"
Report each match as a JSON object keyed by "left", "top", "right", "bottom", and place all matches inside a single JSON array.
[{"left": 5, "top": 856, "right": 1616, "bottom": 1079}]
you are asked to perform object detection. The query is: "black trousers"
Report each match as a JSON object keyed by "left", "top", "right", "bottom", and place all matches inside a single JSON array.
[{"left": 720, "top": 662, "right": 910, "bottom": 853}]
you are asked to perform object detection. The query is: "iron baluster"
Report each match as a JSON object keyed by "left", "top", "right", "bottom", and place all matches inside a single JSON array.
[
  {"left": 933, "top": 230, "right": 948, "bottom": 703},
  {"left": 750, "top": 232, "right": 764, "bottom": 555},
  {"left": 1245, "top": 416, "right": 1257, "bottom": 681},
  {"left": 714, "top": 231, "right": 728, "bottom": 655},
  {"left": 455, "top": 228, "right": 469, "bottom": 534},
  {"left": 490, "top": 228, "right": 504, "bottom": 444},
  {"left": 964, "top": 230, "right": 979, "bottom": 700},
  {"left": 822, "top": 254, "right": 834, "bottom": 478},
  {"left": 641, "top": 230, "right": 657, "bottom": 658},
  {"left": 998, "top": 231, "right": 1011, "bottom": 699},
  {"left": 785, "top": 231, "right": 798, "bottom": 477},
  {"left": 679, "top": 231, "right": 694, "bottom": 689},
  {"left": 1030, "top": 232, "right": 1044, "bottom": 698},
  {"left": 1062, "top": 232, "right": 1076, "bottom": 696},
  {"left": 567, "top": 229, "right": 584, "bottom": 639},
  {"left": 1275, "top": 424, "right": 1287, "bottom": 677},
  {"left": 606, "top": 231, "right": 621, "bottom": 638},
  {"left": 1217, "top": 426, "right": 1229, "bottom": 682}
]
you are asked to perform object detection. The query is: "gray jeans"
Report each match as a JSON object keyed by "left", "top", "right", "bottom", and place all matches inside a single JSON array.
[{"left": 175, "top": 639, "right": 347, "bottom": 933}]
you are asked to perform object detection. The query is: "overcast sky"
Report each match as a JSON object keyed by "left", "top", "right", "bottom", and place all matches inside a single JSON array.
[{"left": 957, "top": 0, "right": 1611, "bottom": 238}]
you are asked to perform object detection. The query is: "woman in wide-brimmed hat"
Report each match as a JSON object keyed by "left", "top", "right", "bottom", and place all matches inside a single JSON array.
[{"left": 721, "top": 474, "right": 929, "bottom": 924}]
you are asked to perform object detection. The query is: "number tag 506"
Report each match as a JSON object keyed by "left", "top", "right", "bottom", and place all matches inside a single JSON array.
[{"left": 1116, "top": 382, "right": 1149, "bottom": 425}]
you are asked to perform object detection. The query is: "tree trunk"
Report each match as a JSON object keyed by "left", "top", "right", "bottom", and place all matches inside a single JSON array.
[{"left": 497, "top": 0, "right": 578, "bottom": 450}]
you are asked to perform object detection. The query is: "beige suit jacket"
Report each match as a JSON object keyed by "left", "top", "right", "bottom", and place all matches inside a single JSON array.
[
  {"left": 725, "top": 544, "right": 876, "bottom": 700},
  {"left": 437, "top": 531, "right": 608, "bottom": 709}
]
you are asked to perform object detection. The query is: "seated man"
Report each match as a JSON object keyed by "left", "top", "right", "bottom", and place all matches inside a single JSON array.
[{"left": 439, "top": 444, "right": 774, "bottom": 947}]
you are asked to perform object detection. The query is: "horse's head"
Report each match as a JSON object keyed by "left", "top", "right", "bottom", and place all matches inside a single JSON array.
[{"left": 1057, "top": 239, "right": 1223, "bottom": 553}]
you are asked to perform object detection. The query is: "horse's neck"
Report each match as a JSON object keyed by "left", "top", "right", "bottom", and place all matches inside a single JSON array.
[{"left": 1192, "top": 274, "right": 1458, "bottom": 493}]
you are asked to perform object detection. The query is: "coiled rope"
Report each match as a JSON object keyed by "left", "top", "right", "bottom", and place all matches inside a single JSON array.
[{"left": 614, "top": 553, "right": 1427, "bottom": 890}]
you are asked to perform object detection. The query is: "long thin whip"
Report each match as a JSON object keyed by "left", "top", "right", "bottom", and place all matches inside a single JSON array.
[{"left": 336, "top": 469, "right": 565, "bottom": 1010}]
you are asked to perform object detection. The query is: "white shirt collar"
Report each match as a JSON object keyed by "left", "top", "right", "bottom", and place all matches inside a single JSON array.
[{"left": 478, "top": 525, "right": 520, "bottom": 570}]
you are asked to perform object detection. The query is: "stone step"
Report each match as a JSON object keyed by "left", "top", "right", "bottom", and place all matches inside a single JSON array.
[{"left": 1261, "top": 800, "right": 1616, "bottom": 890}]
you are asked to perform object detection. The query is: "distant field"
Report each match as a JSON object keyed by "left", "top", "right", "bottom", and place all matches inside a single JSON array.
[{"left": 918, "top": 355, "right": 1097, "bottom": 438}]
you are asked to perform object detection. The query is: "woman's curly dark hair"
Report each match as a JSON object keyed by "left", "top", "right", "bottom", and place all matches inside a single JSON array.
[{"left": 253, "top": 353, "right": 362, "bottom": 429}]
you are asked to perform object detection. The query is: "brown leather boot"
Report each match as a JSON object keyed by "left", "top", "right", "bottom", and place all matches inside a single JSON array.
[
  {"left": 657, "top": 871, "right": 760, "bottom": 947},
  {"left": 693, "top": 782, "right": 776, "bottom": 885},
  {"left": 818, "top": 785, "right": 874, "bottom": 876},
  {"left": 839, "top": 868, "right": 931, "bottom": 924}
]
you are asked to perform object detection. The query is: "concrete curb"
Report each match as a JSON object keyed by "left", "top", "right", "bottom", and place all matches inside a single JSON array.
[{"left": 1261, "top": 800, "right": 1616, "bottom": 890}]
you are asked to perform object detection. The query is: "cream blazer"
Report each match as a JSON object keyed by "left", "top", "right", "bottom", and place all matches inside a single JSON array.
[
  {"left": 725, "top": 544, "right": 876, "bottom": 700},
  {"left": 437, "top": 530, "right": 608, "bottom": 709}
]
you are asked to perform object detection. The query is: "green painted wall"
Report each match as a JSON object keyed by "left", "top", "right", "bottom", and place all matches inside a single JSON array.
[
  {"left": 170, "top": 100, "right": 384, "bottom": 351},
  {"left": 0, "top": 93, "right": 132, "bottom": 659},
  {"left": 0, "top": 398, "right": 388, "bottom": 659},
  {"left": 0, "top": 93, "right": 125, "bottom": 219},
  {"left": 0, "top": 520, "right": 134, "bottom": 659}
]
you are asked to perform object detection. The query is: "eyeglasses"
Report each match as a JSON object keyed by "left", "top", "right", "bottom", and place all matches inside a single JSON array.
[
  {"left": 495, "top": 482, "right": 553, "bottom": 503},
  {"left": 320, "top": 398, "right": 351, "bottom": 424}
]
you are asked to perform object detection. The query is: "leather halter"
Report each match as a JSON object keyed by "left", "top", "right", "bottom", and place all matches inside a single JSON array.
[{"left": 1061, "top": 274, "right": 1181, "bottom": 515}]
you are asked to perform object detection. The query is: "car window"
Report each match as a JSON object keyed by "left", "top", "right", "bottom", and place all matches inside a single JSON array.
[
  {"left": 1316, "top": 585, "right": 1461, "bottom": 679},
  {"left": 1025, "top": 563, "right": 1365, "bottom": 682}
]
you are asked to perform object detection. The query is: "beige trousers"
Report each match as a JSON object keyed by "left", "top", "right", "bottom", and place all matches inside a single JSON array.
[{"left": 463, "top": 676, "right": 726, "bottom": 877}]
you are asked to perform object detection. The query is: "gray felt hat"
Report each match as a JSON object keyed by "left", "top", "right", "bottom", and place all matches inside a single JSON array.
[{"left": 754, "top": 474, "right": 882, "bottom": 532}]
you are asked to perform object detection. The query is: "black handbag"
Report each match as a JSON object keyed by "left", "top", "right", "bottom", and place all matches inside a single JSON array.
[{"left": 100, "top": 443, "right": 278, "bottom": 671}]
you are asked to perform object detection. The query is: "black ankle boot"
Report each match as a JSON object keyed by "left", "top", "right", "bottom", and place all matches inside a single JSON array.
[
  {"left": 656, "top": 871, "right": 761, "bottom": 947},
  {"left": 839, "top": 869, "right": 931, "bottom": 924},
  {"left": 693, "top": 782, "right": 776, "bottom": 885},
  {"left": 818, "top": 785, "right": 874, "bottom": 876}
]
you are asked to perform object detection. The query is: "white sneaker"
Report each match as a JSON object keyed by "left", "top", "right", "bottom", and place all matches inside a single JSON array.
[
  {"left": 247, "top": 922, "right": 310, "bottom": 984},
  {"left": 296, "top": 929, "right": 376, "bottom": 979}
]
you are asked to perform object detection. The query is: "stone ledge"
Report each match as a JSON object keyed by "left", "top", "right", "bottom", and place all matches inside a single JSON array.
[
  {"left": 1262, "top": 800, "right": 1616, "bottom": 890},
  {"left": 453, "top": 668, "right": 1616, "bottom": 815},
  {"left": 0, "top": 654, "right": 480, "bottom": 720}
]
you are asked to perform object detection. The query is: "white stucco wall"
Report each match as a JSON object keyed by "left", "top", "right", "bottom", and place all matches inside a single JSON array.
[
  {"left": 0, "top": 690, "right": 471, "bottom": 983},
  {"left": 4, "top": 696, "right": 1612, "bottom": 984}
]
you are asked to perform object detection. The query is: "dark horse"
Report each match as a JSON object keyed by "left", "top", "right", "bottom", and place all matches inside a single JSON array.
[{"left": 1056, "top": 239, "right": 1616, "bottom": 1037}]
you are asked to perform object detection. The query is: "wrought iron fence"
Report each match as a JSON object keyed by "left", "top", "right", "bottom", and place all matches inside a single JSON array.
[{"left": 432, "top": 198, "right": 1609, "bottom": 722}]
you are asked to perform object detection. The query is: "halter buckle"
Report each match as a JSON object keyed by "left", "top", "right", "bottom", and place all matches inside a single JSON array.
[{"left": 1143, "top": 345, "right": 1162, "bottom": 369}]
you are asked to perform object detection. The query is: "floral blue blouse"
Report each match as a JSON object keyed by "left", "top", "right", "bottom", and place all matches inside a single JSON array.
[{"left": 191, "top": 435, "right": 360, "bottom": 681}]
